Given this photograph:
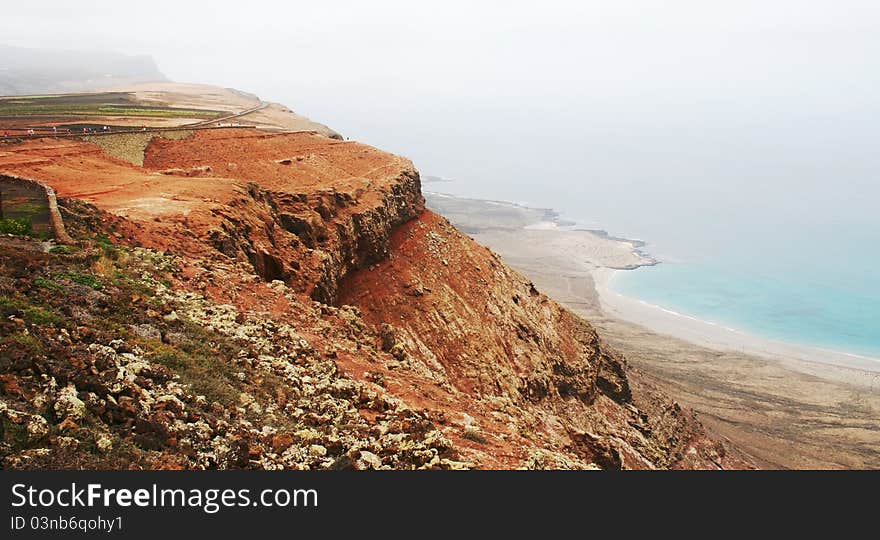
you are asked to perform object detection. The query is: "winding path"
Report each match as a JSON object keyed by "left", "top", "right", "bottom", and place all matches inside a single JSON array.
[{"left": 182, "top": 101, "right": 269, "bottom": 128}]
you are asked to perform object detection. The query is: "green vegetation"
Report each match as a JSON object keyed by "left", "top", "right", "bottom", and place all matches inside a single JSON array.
[
  {"left": 1, "top": 295, "right": 21, "bottom": 312},
  {"left": 7, "top": 202, "right": 45, "bottom": 216},
  {"left": 54, "top": 271, "right": 103, "bottom": 290},
  {"left": 147, "top": 342, "right": 238, "bottom": 404},
  {"left": 0, "top": 104, "right": 224, "bottom": 119},
  {"left": 0, "top": 420, "right": 31, "bottom": 448},
  {"left": 0, "top": 95, "right": 56, "bottom": 101},
  {"left": 86, "top": 232, "right": 114, "bottom": 252},
  {"left": 0, "top": 295, "right": 63, "bottom": 326},
  {"left": 33, "top": 277, "right": 63, "bottom": 291},
  {"left": 22, "top": 305, "right": 63, "bottom": 326},
  {"left": 0, "top": 217, "right": 49, "bottom": 239},
  {"left": 49, "top": 244, "right": 77, "bottom": 255},
  {"left": 0, "top": 217, "right": 33, "bottom": 236},
  {"left": 2, "top": 333, "right": 45, "bottom": 356}
]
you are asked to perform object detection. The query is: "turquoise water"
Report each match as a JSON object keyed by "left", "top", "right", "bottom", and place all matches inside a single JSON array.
[{"left": 613, "top": 225, "right": 880, "bottom": 359}]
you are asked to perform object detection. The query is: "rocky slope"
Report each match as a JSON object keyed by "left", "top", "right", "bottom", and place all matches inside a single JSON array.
[{"left": 0, "top": 128, "right": 749, "bottom": 469}]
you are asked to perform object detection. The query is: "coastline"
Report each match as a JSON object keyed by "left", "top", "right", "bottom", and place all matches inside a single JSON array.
[
  {"left": 427, "top": 187, "right": 880, "bottom": 376},
  {"left": 593, "top": 267, "right": 880, "bottom": 378},
  {"left": 425, "top": 190, "right": 880, "bottom": 469}
]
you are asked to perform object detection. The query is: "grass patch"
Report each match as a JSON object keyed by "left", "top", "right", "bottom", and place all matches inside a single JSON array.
[
  {"left": 54, "top": 272, "right": 103, "bottom": 290},
  {"left": 0, "top": 217, "right": 33, "bottom": 236},
  {"left": 0, "top": 419, "right": 31, "bottom": 449},
  {"left": 139, "top": 320, "right": 242, "bottom": 406},
  {"left": 146, "top": 342, "right": 238, "bottom": 405},
  {"left": 95, "top": 233, "right": 113, "bottom": 247},
  {"left": 6, "top": 202, "right": 45, "bottom": 217},
  {"left": 93, "top": 234, "right": 119, "bottom": 260},
  {"left": 49, "top": 244, "right": 77, "bottom": 255},
  {"left": 22, "top": 306, "right": 63, "bottom": 326},
  {"left": 0, "top": 295, "right": 63, "bottom": 326},
  {"left": 33, "top": 277, "right": 63, "bottom": 291},
  {"left": 2, "top": 333, "right": 45, "bottom": 356},
  {"left": 108, "top": 272, "right": 155, "bottom": 300},
  {"left": 0, "top": 217, "right": 49, "bottom": 239},
  {"left": 0, "top": 104, "right": 224, "bottom": 119}
]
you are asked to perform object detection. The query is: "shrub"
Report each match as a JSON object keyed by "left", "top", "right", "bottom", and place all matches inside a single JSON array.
[
  {"left": 147, "top": 343, "right": 238, "bottom": 404},
  {"left": 22, "top": 305, "right": 63, "bottom": 326},
  {"left": 2, "top": 333, "right": 44, "bottom": 355},
  {"left": 54, "top": 272, "right": 103, "bottom": 290},
  {"left": 0, "top": 295, "right": 63, "bottom": 326},
  {"left": 33, "top": 277, "right": 63, "bottom": 291},
  {"left": 0, "top": 217, "right": 33, "bottom": 236},
  {"left": 49, "top": 244, "right": 76, "bottom": 255}
]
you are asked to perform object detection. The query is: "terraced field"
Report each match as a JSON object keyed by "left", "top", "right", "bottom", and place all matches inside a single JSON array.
[{"left": 0, "top": 92, "right": 224, "bottom": 123}]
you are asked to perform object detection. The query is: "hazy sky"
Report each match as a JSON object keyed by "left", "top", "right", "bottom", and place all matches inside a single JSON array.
[
  {"left": 5, "top": 1, "right": 880, "bottom": 103},
  {"left": 4, "top": 1, "right": 879, "bottom": 253}
]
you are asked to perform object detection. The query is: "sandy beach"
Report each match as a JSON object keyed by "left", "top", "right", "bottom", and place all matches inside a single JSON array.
[
  {"left": 594, "top": 268, "right": 880, "bottom": 379},
  {"left": 426, "top": 191, "right": 880, "bottom": 469}
]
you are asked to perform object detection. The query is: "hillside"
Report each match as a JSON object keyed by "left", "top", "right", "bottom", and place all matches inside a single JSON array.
[
  {"left": 0, "top": 123, "right": 749, "bottom": 469},
  {"left": 0, "top": 83, "right": 341, "bottom": 139}
]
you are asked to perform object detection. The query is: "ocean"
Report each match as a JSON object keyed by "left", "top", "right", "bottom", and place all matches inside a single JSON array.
[{"left": 612, "top": 233, "right": 880, "bottom": 359}]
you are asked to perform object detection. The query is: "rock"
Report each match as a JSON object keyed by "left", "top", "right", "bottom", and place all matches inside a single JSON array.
[
  {"left": 271, "top": 433, "right": 294, "bottom": 452},
  {"left": 0, "top": 133, "right": 746, "bottom": 472},
  {"left": 26, "top": 415, "right": 50, "bottom": 441},
  {"left": 389, "top": 343, "right": 407, "bottom": 361},
  {"left": 57, "top": 417, "right": 79, "bottom": 432},
  {"left": 96, "top": 434, "right": 114, "bottom": 453},
  {"left": 129, "top": 324, "right": 161, "bottom": 340},
  {"left": 356, "top": 450, "right": 383, "bottom": 470},
  {"left": 330, "top": 455, "right": 356, "bottom": 470},
  {"left": 54, "top": 384, "right": 86, "bottom": 420},
  {"left": 1, "top": 404, "right": 51, "bottom": 442},
  {"left": 155, "top": 395, "right": 185, "bottom": 415},
  {"left": 463, "top": 425, "right": 487, "bottom": 444},
  {"left": 379, "top": 323, "right": 396, "bottom": 351},
  {"left": 116, "top": 396, "right": 138, "bottom": 415},
  {"left": 56, "top": 436, "right": 79, "bottom": 449},
  {"left": 125, "top": 361, "right": 151, "bottom": 377}
]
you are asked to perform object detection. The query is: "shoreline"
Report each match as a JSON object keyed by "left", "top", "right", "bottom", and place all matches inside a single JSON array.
[
  {"left": 426, "top": 188, "right": 879, "bottom": 375},
  {"left": 593, "top": 267, "right": 880, "bottom": 377},
  {"left": 426, "top": 190, "right": 880, "bottom": 468}
]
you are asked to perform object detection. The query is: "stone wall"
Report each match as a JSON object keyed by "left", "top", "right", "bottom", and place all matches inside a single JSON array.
[{"left": 0, "top": 174, "right": 74, "bottom": 243}]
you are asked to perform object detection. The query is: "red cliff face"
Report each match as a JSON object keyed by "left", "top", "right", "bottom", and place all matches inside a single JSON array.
[
  {"left": 0, "top": 129, "right": 749, "bottom": 469},
  {"left": 337, "top": 211, "right": 743, "bottom": 469}
]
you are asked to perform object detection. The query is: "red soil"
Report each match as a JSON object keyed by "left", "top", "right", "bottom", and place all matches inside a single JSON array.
[{"left": 0, "top": 130, "right": 748, "bottom": 469}]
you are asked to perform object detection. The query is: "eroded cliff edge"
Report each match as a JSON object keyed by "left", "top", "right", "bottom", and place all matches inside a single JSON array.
[{"left": 0, "top": 129, "right": 748, "bottom": 469}]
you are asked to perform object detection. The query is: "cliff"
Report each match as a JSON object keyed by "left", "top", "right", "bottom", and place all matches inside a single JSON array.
[{"left": 0, "top": 128, "right": 748, "bottom": 469}]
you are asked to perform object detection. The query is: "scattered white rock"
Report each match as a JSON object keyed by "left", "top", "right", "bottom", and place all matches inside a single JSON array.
[{"left": 54, "top": 384, "right": 86, "bottom": 420}]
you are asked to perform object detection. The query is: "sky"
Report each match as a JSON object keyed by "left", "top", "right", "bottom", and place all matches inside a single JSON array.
[
  {"left": 3, "top": 1, "right": 879, "bottom": 253},
  {"left": 5, "top": 1, "right": 880, "bottom": 104}
]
